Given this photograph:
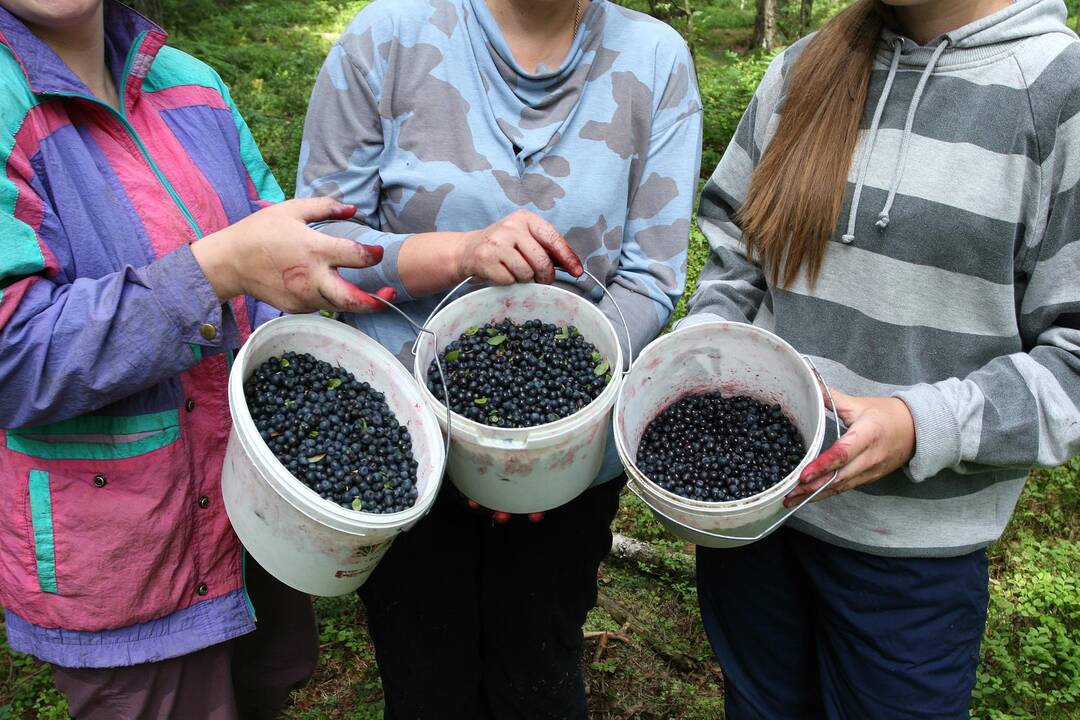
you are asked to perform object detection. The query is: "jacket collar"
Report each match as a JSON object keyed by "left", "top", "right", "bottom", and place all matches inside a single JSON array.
[{"left": 0, "top": 0, "right": 166, "bottom": 102}]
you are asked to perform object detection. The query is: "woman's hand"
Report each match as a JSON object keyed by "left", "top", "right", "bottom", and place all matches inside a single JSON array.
[
  {"left": 192, "top": 198, "right": 396, "bottom": 314},
  {"left": 456, "top": 210, "right": 584, "bottom": 285},
  {"left": 783, "top": 392, "right": 916, "bottom": 507}
]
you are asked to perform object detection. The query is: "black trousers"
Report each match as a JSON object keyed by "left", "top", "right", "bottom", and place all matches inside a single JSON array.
[{"left": 358, "top": 477, "right": 625, "bottom": 720}]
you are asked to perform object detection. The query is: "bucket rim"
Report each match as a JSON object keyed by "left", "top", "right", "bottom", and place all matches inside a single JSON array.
[
  {"left": 613, "top": 320, "right": 826, "bottom": 512},
  {"left": 411, "top": 282, "right": 624, "bottom": 440},
  {"left": 228, "top": 315, "right": 446, "bottom": 535}
]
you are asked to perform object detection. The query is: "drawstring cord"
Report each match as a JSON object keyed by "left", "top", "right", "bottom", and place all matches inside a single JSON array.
[
  {"left": 842, "top": 38, "right": 902, "bottom": 245},
  {"left": 875, "top": 39, "right": 949, "bottom": 230}
]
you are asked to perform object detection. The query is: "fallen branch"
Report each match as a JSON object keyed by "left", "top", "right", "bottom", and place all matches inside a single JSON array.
[
  {"left": 607, "top": 533, "right": 695, "bottom": 579},
  {"left": 584, "top": 621, "right": 631, "bottom": 662},
  {"left": 595, "top": 591, "right": 698, "bottom": 672}
]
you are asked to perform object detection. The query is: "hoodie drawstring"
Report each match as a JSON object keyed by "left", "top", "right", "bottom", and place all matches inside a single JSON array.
[
  {"left": 875, "top": 39, "right": 949, "bottom": 231},
  {"left": 842, "top": 39, "right": 902, "bottom": 244},
  {"left": 842, "top": 38, "right": 949, "bottom": 244}
]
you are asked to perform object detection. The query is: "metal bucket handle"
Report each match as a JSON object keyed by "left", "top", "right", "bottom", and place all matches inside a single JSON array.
[
  {"left": 410, "top": 270, "right": 635, "bottom": 374},
  {"left": 626, "top": 355, "right": 842, "bottom": 544},
  {"left": 361, "top": 295, "right": 452, "bottom": 500}
]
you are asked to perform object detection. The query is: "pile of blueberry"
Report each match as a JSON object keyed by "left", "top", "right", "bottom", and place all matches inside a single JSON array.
[
  {"left": 426, "top": 319, "right": 612, "bottom": 428},
  {"left": 244, "top": 352, "right": 419, "bottom": 514},
  {"left": 636, "top": 393, "right": 805, "bottom": 502}
]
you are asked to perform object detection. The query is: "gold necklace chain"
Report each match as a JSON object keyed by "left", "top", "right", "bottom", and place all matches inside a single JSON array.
[{"left": 573, "top": 0, "right": 585, "bottom": 39}]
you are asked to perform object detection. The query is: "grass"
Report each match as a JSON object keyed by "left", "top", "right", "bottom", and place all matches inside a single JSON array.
[{"left": 3, "top": 1, "right": 1080, "bottom": 719}]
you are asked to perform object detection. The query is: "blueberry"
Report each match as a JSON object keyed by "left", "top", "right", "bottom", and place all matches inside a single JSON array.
[
  {"left": 636, "top": 393, "right": 806, "bottom": 503},
  {"left": 427, "top": 320, "right": 612, "bottom": 429},
  {"left": 244, "top": 352, "right": 419, "bottom": 515}
]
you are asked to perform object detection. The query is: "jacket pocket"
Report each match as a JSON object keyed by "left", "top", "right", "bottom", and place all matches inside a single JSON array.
[
  {"left": 26, "top": 469, "right": 58, "bottom": 594},
  {"left": 5, "top": 410, "right": 180, "bottom": 460}
]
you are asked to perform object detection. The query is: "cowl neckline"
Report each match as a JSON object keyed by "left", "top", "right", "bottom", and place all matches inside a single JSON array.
[{"left": 465, "top": 0, "right": 605, "bottom": 160}]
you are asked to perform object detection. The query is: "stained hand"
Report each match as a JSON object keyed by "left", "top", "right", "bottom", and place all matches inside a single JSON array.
[
  {"left": 457, "top": 210, "right": 584, "bottom": 285},
  {"left": 784, "top": 391, "right": 915, "bottom": 508}
]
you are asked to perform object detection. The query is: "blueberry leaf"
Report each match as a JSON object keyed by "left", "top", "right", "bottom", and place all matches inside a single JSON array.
[
  {"left": 594, "top": 359, "right": 611, "bottom": 376},
  {"left": 487, "top": 335, "right": 507, "bottom": 346},
  {"left": 591, "top": 351, "right": 601, "bottom": 362},
  {"left": 474, "top": 397, "right": 488, "bottom": 406},
  {"left": 486, "top": 327, "right": 499, "bottom": 335},
  {"left": 465, "top": 326, "right": 480, "bottom": 336},
  {"left": 362, "top": 418, "right": 369, "bottom": 432},
  {"left": 352, "top": 497, "right": 363, "bottom": 511},
  {"left": 555, "top": 326, "right": 569, "bottom": 340},
  {"left": 326, "top": 378, "right": 342, "bottom": 390},
  {"left": 308, "top": 430, "right": 319, "bottom": 438},
  {"left": 444, "top": 350, "right": 460, "bottom": 362},
  {"left": 307, "top": 453, "right": 326, "bottom": 464},
  {"left": 280, "top": 358, "right": 290, "bottom": 368}
]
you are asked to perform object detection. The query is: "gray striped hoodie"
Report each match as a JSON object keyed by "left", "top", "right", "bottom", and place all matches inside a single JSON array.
[{"left": 684, "top": 0, "right": 1080, "bottom": 557}]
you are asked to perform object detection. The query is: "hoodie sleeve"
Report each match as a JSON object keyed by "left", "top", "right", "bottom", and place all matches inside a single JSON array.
[
  {"left": 893, "top": 86, "right": 1080, "bottom": 480},
  {"left": 295, "top": 10, "right": 415, "bottom": 302},
  {"left": 681, "top": 52, "right": 786, "bottom": 329}
]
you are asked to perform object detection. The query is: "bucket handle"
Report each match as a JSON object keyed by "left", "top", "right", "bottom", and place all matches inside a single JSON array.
[
  {"left": 365, "top": 295, "right": 452, "bottom": 506},
  {"left": 410, "top": 271, "right": 635, "bottom": 375},
  {"left": 625, "top": 356, "right": 841, "bottom": 545}
]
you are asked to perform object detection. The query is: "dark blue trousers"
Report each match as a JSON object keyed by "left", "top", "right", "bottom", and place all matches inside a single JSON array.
[{"left": 696, "top": 527, "right": 989, "bottom": 720}]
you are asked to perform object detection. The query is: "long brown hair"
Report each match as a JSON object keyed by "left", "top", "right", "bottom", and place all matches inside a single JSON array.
[{"left": 739, "top": 0, "right": 886, "bottom": 288}]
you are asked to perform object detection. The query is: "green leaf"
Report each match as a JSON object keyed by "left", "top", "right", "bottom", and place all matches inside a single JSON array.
[
  {"left": 307, "top": 453, "right": 326, "bottom": 464},
  {"left": 474, "top": 397, "right": 488, "bottom": 406},
  {"left": 555, "top": 326, "right": 569, "bottom": 340},
  {"left": 487, "top": 334, "right": 507, "bottom": 346},
  {"left": 284, "top": 399, "right": 296, "bottom": 409},
  {"left": 352, "top": 497, "right": 363, "bottom": 511},
  {"left": 465, "top": 326, "right": 480, "bottom": 336},
  {"left": 308, "top": 430, "right": 319, "bottom": 438},
  {"left": 594, "top": 359, "right": 611, "bottom": 376},
  {"left": 444, "top": 350, "right": 461, "bottom": 362},
  {"left": 486, "top": 327, "right": 499, "bottom": 335},
  {"left": 319, "top": 309, "right": 334, "bottom": 318},
  {"left": 591, "top": 351, "right": 601, "bottom": 362},
  {"left": 280, "top": 358, "right": 290, "bottom": 367},
  {"left": 571, "top": 326, "right": 582, "bottom": 337},
  {"left": 327, "top": 378, "right": 342, "bottom": 390},
  {"left": 362, "top": 418, "right": 369, "bottom": 432}
]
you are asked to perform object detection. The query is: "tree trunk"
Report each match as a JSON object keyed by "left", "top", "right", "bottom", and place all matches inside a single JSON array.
[
  {"left": 682, "top": 0, "right": 696, "bottom": 59},
  {"left": 799, "top": 0, "right": 814, "bottom": 35},
  {"left": 752, "top": 0, "right": 779, "bottom": 51}
]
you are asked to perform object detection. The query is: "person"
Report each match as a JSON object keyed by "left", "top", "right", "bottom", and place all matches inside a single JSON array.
[
  {"left": 682, "top": 0, "right": 1080, "bottom": 716},
  {"left": 296, "top": 0, "right": 702, "bottom": 716},
  {"left": 0, "top": 1, "right": 394, "bottom": 717}
]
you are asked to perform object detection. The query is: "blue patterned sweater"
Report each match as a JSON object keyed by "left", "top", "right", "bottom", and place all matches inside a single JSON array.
[{"left": 297, "top": 0, "right": 703, "bottom": 485}]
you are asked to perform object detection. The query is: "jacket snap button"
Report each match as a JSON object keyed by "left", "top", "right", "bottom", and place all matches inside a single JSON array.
[
  {"left": 198, "top": 496, "right": 210, "bottom": 509},
  {"left": 199, "top": 323, "right": 218, "bottom": 341},
  {"left": 196, "top": 583, "right": 209, "bottom": 596},
  {"left": 93, "top": 474, "right": 107, "bottom": 488},
  {"left": 185, "top": 399, "right": 196, "bottom": 412}
]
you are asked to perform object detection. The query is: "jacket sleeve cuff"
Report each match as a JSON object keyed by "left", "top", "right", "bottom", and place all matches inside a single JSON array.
[
  {"left": 892, "top": 383, "right": 963, "bottom": 482},
  {"left": 134, "top": 245, "right": 240, "bottom": 353}
]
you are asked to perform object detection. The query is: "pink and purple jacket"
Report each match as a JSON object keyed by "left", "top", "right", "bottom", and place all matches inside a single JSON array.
[{"left": 0, "top": 1, "right": 284, "bottom": 667}]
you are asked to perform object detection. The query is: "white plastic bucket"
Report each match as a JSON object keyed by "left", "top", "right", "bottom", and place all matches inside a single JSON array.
[
  {"left": 223, "top": 315, "right": 446, "bottom": 596},
  {"left": 614, "top": 321, "right": 833, "bottom": 549},
  {"left": 413, "top": 282, "right": 624, "bottom": 513}
]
